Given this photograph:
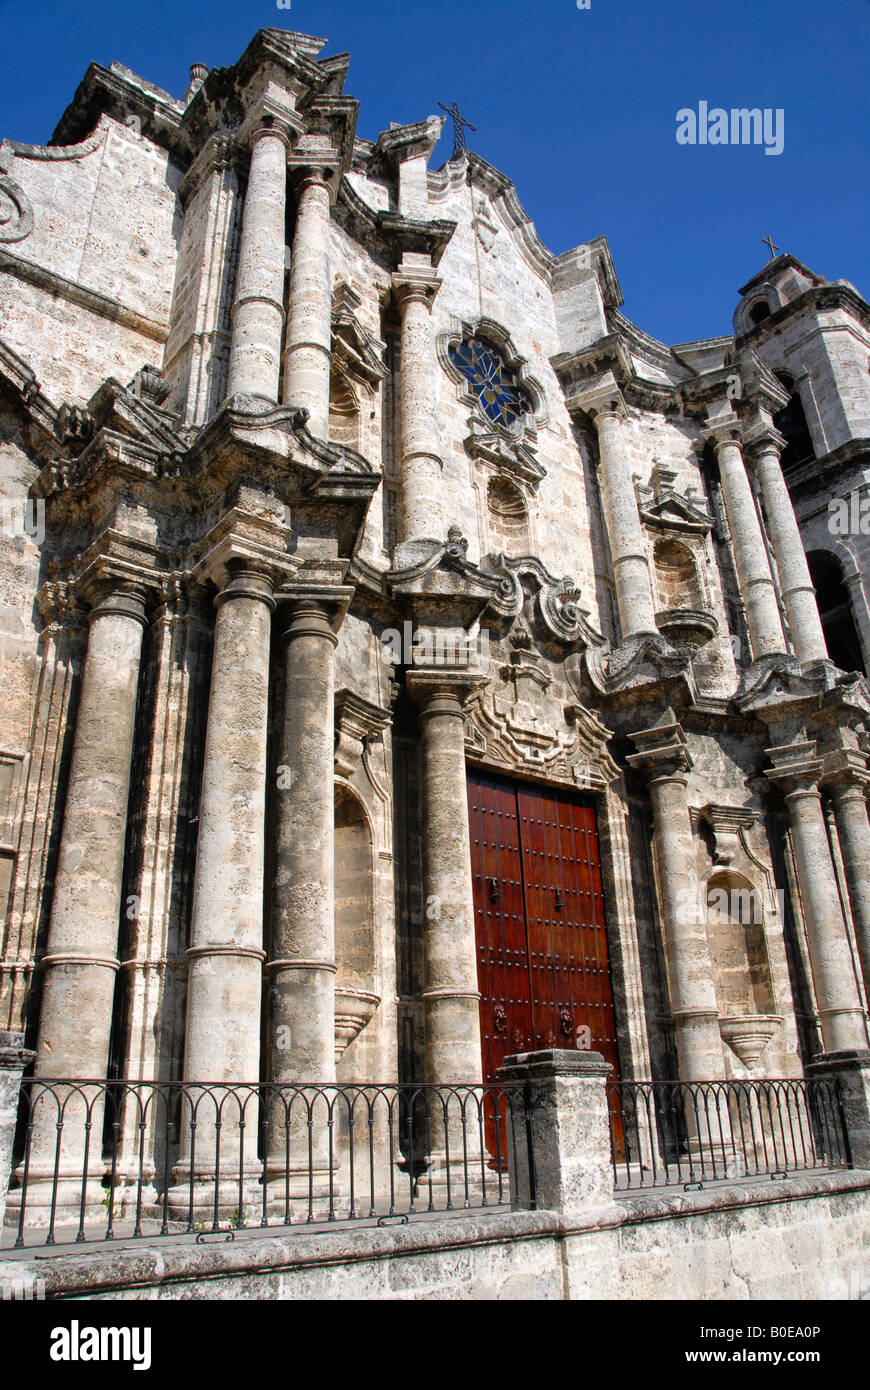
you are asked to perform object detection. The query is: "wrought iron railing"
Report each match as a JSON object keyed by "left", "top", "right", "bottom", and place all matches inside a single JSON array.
[
  {"left": 607, "top": 1078, "right": 851, "bottom": 1192},
  {"left": 5, "top": 1080, "right": 531, "bottom": 1249}
]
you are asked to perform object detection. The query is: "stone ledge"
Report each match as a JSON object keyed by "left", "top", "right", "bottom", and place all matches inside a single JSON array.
[{"left": 4, "top": 1169, "right": 868, "bottom": 1299}]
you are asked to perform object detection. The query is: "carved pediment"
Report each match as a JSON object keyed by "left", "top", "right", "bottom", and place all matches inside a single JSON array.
[{"left": 637, "top": 464, "right": 714, "bottom": 534}]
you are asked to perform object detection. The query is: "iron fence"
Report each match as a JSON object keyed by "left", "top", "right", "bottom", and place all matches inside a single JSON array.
[
  {"left": 5, "top": 1079, "right": 531, "bottom": 1249},
  {"left": 607, "top": 1077, "right": 851, "bottom": 1191}
]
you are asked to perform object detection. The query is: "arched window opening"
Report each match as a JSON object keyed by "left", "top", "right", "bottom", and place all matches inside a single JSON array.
[
  {"left": 773, "top": 372, "right": 815, "bottom": 473},
  {"left": 807, "top": 550, "right": 866, "bottom": 674},
  {"left": 748, "top": 300, "right": 771, "bottom": 326}
]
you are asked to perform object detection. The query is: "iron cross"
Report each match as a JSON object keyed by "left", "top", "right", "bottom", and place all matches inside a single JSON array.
[
  {"left": 762, "top": 235, "right": 781, "bottom": 260},
  {"left": 439, "top": 100, "right": 476, "bottom": 157}
]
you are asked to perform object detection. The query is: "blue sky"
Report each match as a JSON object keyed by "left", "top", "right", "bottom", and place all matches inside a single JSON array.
[{"left": 0, "top": 0, "right": 866, "bottom": 346}]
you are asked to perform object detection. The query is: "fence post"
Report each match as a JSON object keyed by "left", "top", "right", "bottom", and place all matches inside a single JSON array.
[
  {"left": 806, "top": 1049, "right": 870, "bottom": 1168},
  {"left": 0, "top": 1031, "right": 34, "bottom": 1233},
  {"left": 496, "top": 1049, "right": 613, "bottom": 1216}
]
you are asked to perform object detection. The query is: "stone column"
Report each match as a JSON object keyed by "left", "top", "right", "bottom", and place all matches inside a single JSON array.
[
  {"left": 707, "top": 429, "right": 787, "bottom": 660},
  {"left": 34, "top": 585, "right": 147, "bottom": 1083},
  {"left": 824, "top": 758, "right": 870, "bottom": 1002},
  {"left": 268, "top": 588, "right": 352, "bottom": 1091},
  {"left": 590, "top": 404, "right": 658, "bottom": 639},
  {"left": 627, "top": 721, "right": 723, "bottom": 1082},
  {"left": 182, "top": 565, "right": 274, "bottom": 1091},
  {"left": 281, "top": 169, "right": 333, "bottom": 437},
  {"left": 496, "top": 1050, "right": 614, "bottom": 1216},
  {"left": 226, "top": 120, "right": 290, "bottom": 402},
  {"left": 751, "top": 433, "right": 828, "bottom": 665},
  {"left": 406, "top": 672, "right": 483, "bottom": 1086},
  {"left": 0, "top": 1031, "right": 34, "bottom": 1234},
  {"left": 768, "top": 748, "right": 869, "bottom": 1054},
  {"left": 393, "top": 269, "right": 444, "bottom": 547}
]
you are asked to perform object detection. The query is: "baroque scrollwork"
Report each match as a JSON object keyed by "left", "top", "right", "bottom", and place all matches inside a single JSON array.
[{"left": 481, "top": 553, "right": 606, "bottom": 650}]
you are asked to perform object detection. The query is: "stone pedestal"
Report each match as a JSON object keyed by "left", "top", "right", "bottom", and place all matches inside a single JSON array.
[
  {"left": 407, "top": 672, "right": 483, "bottom": 1088},
  {"left": 0, "top": 1032, "right": 34, "bottom": 1233},
  {"left": 628, "top": 720, "right": 723, "bottom": 1082},
  {"left": 496, "top": 1050, "right": 614, "bottom": 1215},
  {"left": 806, "top": 1049, "right": 870, "bottom": 1169},
  {"left": 707, "top": 431, "right": 786, "bottom": 660},
  {"left": 592, "top": 405, "right": 658, "bottom": 639},
  {"left": 769, "top": 750, "right": 869, "bottom": 1054},
  {"left": 227, "top": 122, "right": 290, "bottom": 402},
  {"left": 393, "top": 270, "right": 444, "bottom": 547},
  {"left": 752, "top": 434, "right": 828, "bottom": 665},
  {"left": 281, "top": 169, "right": 333, "bottom": 436}
]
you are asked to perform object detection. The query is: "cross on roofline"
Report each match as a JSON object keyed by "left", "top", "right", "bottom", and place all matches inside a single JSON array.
[
  {"left": 762, "top": 235, "right": 781, "bottom": 261},
  {"left": 439, "top": 100, "right": 476, "bottom": 157}
]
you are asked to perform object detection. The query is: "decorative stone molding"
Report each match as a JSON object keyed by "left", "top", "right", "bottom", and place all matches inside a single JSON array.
[
  {"left": 0, "top": 175, "right": 33, "bottom": 243},
  {"left": 636, "top": 463, "right": 714, "bottom": 535},
  {"left": 480, "top": 553, "right": 605, "bottom": 650},
  {"left": 331, "top": 282, "right": 386, "bottom": 394},
  {"left": 334, "top": 688, "right": 391, "bottom": 777}
]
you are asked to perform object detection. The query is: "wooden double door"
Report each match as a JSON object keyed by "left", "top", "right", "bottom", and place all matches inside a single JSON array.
[{"left": 467, "top": 769, "right": 622, "bottom": 1087}]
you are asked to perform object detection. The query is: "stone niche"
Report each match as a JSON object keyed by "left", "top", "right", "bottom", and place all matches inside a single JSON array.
[
  {"left": 334, "top": 785, "right": 379, "bottom": 1065},
  {"left": 705, "top": 869, "right": 780, "bottom": 1070}
]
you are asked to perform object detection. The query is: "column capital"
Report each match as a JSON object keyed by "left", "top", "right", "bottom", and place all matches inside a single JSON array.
[
  {"left": 626, "top": 717, "right": 693, "bottom": 780},
  {"left": 392, "top": 267, "right": 442, "bottom": 310},
  {"left": 213, "top": 564, "right": 276, "bottom": 613},
  {"left": 820, "top": 748, "right": 870, "bottom": 796},
  {"left": 406, "top": 667, "right": 486, "bottom": 713},
  {"left": 86, "top": 583, "right": 150, "bottom": 628},
  {"left": 742, "top": 417, "right": 787, "bottom": 462},
  {"left": 238, "top": 101, "right": 301, "bottom": 154},
  {"left": 764, "top": 740, "right": 825, "bottom": 797},
  {"left": 289, "top": 163, "right": 337, "bottom": 196},
  {"left": 195, "top": 512, "right": 295, "bottom": 592},
  {"left": 566, "top": 377, "right": 627, "bottom": 423},
  {"left": 275, "top": 582, "right": 355, "bottom": 640}
]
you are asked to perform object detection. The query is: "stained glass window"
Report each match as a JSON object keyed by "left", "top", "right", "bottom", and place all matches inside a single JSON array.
[{"left": 448, "top": 337, "right": 532, "bottom": 428}]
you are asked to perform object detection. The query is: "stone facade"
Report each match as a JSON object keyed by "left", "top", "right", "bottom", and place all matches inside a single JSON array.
[{"left": 1, "top": 28, "right": 870, "bottom": 1213}]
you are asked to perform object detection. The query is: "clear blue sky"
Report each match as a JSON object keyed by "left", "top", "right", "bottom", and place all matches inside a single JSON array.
[{"left": 0, "top": 0, "right": 867, "bottom": 346}]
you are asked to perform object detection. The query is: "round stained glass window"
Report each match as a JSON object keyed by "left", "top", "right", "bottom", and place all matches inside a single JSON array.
[{"left": 448, "top": 337, "right": 533, "bottom": 428}]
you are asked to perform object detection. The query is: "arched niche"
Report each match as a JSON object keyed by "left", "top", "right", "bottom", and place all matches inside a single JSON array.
[
  {"left": 653, "top": 537, "right": 704, "bottom": 610},
  {"left": 706, "top": 872, "right": 775, "bottom": 1014},
  {"left": 328, "top": 369, "right": 360, "bottom": 451},
  {"left": 486, "top": 474, "right": 531, "bottom": 555},
  {"left": 334, "top": 784, "right": 379, "bottom": 1064}
]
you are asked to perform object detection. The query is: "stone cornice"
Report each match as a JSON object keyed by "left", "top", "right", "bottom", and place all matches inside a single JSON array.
[{"left": 379, "top": 212, "right": 457, "bottom": 269}]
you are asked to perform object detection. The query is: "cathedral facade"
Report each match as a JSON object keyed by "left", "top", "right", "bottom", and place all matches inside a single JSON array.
[{"left": 1, "top": 28, "right": 869, "bottom": 1142}]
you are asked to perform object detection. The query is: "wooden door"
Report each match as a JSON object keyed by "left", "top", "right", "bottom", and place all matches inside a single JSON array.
[{"left": 467, "top": 770, "right": 622, "bottom": 1085}]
